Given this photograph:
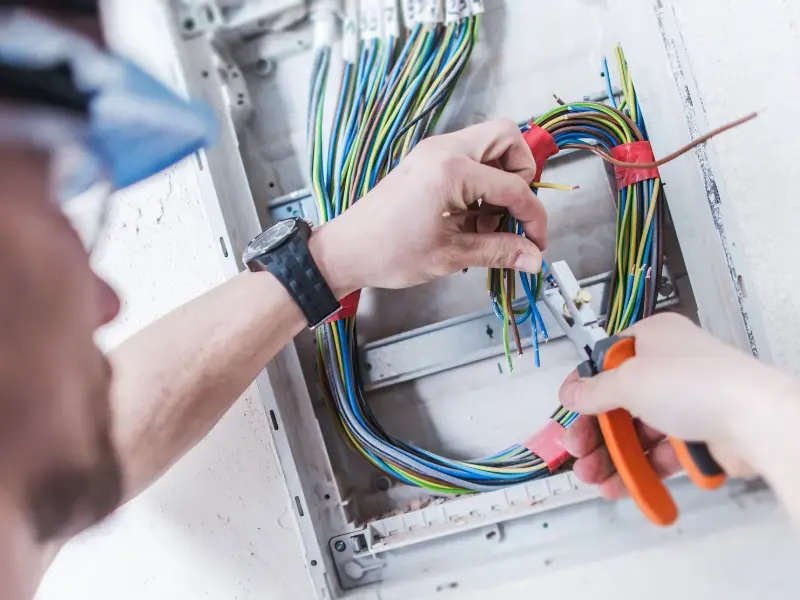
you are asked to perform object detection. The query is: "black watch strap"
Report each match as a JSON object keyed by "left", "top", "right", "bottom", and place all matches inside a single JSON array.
[{"left": 248, "top": 223, "right": 340, "bottom": 328}]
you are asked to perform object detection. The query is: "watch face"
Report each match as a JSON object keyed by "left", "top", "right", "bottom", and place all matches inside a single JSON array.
[{"left": 250, "top": 219, "right": 297, "bottom": 255}]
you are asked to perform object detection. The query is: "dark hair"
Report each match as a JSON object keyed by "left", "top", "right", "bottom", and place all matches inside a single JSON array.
[{"left": 1, "top": 1, "right": 99, "bottom": 14}]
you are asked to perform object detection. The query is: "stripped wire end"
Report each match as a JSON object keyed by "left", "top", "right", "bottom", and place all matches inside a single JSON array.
[{"left": 534, "top": 182, "right": 581, "bottom": 192}]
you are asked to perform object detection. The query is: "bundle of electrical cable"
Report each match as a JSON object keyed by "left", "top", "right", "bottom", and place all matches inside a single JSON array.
[
  {"left": 491, "top": 46, "right": 757, "bottom": 446},
  {"left": 490, "top": 47, "right": 661, "bottom": 377},
  {"left": 308, "top": 1, "right": 481, "bottom": 223},
  {"left": 307, "top": 7, "right": 756, "bottom": 495},
  {"left": 307, "top": 2, "right": 559, "bottom": 495}
]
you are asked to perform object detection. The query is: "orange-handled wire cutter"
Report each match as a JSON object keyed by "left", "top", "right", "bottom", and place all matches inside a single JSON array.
[{"left": 543, "top": 261, "right": 727, "bottom": 526}]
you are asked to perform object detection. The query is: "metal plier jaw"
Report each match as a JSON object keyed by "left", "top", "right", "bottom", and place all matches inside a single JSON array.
[
  {"left": 542, "top": 260, "right": 725, "bottom": 527},
  {"left": 543, "top": 261, "right": 607, "bottom": 363}
]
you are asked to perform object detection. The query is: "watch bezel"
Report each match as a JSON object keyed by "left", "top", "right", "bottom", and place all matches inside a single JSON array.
[{"left": 243, "top": 218, "right": 300, "bottom": 266}]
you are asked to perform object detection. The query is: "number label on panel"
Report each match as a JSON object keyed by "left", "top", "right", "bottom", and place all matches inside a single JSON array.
[
  {"left": 418, "top": 0, "right": 442, "bottom": 23},
  {"left": 360, "top": 0, "right": 382, "bottom": 40},
  {"left": 382, "top": 0, "right": 401, "bottom": 37},
  {"left": 402, "top": 0, "right": 417, "bottom": 28},
  {"left": 343, "top": 16, "right": 359, "bottom": 62},
  {"left": 445, "top": 0, "right": 460, "bottom": 22}
]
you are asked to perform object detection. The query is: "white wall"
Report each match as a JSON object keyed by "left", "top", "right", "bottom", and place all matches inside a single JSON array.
[{"left": 668, "top": 0, "right": 800, "bottom": 372}]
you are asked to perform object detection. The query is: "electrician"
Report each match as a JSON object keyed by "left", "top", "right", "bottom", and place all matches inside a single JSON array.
[{"left": 0, "top": 5, "right": 797, "bottom": 600}]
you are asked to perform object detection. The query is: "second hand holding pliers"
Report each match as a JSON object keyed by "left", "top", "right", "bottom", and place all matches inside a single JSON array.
[{"left": 543, "top": 261, "right": 726, "bottom": 526}]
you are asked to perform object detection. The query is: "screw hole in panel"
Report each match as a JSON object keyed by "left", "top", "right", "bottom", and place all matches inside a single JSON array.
[
  {"left": 295, "top": 496, "right": 305, "bottom": 517},
  {"left": 269, "top": 409, "right": 279, "bottom": 431}
]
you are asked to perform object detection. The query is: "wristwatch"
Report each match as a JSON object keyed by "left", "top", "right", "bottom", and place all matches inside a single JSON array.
[{"left": 242, "top": 218, "right": 341, "bottom": 328}]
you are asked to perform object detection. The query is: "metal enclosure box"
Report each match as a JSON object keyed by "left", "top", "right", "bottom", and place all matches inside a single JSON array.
[{"left": 165, "top": 1, "right": 774, "bottom": 597}]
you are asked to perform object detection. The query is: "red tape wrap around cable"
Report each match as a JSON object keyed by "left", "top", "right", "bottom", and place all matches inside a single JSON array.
[
  {"left": 522, "top": 124, "right": 560, "bottom": 182},
  {"left": 611, "top": 141, "right": 660, "bottom": 190},
  {"left": 327, "top": 290, "right": 362, "bottom": 323},
  {"left": 524, "top": 420, "right": 570, "bottom": 472}
]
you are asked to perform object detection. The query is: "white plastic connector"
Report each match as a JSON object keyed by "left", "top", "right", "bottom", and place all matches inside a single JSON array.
[
  {"left": 310, "top": 0, "right": 340, "bottom": 48},
  {"left": 445, "top": 0, "right": 471, "bottom": 23},
  {"left": 401, "top": 0, "right": 417, "bottom": 28},
  {"left": 382, "top": 0, "right": 401, "bottom": 38},
  {"left": 360, "top": 0, "right": 383, "bottom": 40},
  {"left": 342, "top": 0, "right": 359, "bottom": 62},
  {"left": 418, "top": 0, "right": 443, "bottom": 23}
]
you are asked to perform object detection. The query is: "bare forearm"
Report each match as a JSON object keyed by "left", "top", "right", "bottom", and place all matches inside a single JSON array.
[
  {"left": 98, "top": 121, "right": 548, "bottom": 507},
  {"left": 108, "top": 270, "right": 304, "bottom": 502}
]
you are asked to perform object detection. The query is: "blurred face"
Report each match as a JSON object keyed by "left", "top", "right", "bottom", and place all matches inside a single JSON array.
[{"left": 0, "top": 144, "right": 122, "bottom": 542}]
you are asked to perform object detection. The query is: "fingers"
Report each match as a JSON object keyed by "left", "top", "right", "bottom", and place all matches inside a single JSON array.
[
  {"left": 573, "top": 445, "right": 616, "bottom": 485},
  {"left": 441, "top": 119, "right": 537, "bottom": 183},
  {"left": 564, "top": 415, "right": 675, "bottom": 500},
  {"left": 597, "top": 441, "right": 682, "bottom": 500},
  {"left": 564, "top": 415, "right": 664, "bottom": 462},
  {"left": 559, "top": 360, "right": 640, "bottom": 416},
  {"left": 457, "top": 231, "right": 541, "bottom": 273},
  {"left": 571, "top": 437, "right": 681, "bottom": 500},
  {"left": 453, "top": 161, "right": 548, "bottom": 248},
  {"left": 562, "top": 415, "right": 601, "bottom": 457}
]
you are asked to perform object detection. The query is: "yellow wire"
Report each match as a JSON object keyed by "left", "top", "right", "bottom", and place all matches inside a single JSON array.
[
  {"left": 533, "top": 182, "right": 579, "bottom": 192},
  {"left": 400, "top": 25, "right": 468, "bottom": 156},
  {"left": 330, "top": 324, "right": 346, "bottom": 381},
  {"left": 635, "top": 178, "right": 662, "bottom": 268}
]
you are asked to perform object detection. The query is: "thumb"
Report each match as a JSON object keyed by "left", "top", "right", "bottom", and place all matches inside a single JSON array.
[
  {"left": 459, "top": 232, "right": 542, "bottom": 272},
  {"left": 559, "top": 364, "right": 641, "bottom": 416}
]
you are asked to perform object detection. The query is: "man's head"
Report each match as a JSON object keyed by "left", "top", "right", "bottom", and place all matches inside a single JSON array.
[
  {"left": 0, "top": 2, "right": 215, "bottom": 558},
  {"left": 0, "top": 144, "right": 122, "bottom": 543}
]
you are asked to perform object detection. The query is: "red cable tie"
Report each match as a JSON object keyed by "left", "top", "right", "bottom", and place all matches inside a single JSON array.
[
  {"left": 524, "top": 420, "right": 570, "bottom": 472},
  {"left": 522, "top": 123, "right": 560, "bottom": 183},
  {"left": 327, "top": 289, "right": 362, "bottom": 323},
  {"left": 610, "top": 141, "right": 660, "bottom": 190}
]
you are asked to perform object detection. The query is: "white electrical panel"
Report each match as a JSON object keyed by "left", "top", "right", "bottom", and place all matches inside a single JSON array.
[{"left": 165, "top": 1, "right": 774, "bottom": 597}]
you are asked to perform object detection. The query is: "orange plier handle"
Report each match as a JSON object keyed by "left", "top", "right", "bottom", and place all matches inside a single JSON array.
[{"left": 580, "top": 336, "right": 726, "bottom": 526}]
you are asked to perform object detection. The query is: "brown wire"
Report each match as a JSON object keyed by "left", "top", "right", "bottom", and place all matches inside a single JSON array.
[
  {"left": 565, "top": 112, "right": 758, "bottom": 169},
  {"left": 505, "top": 269, "right": 523, "bottom": 356}
]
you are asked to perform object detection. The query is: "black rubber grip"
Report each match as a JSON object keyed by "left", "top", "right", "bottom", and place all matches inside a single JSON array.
[{"left": 684, "top": 441, "right": 725, "bottom": 477}]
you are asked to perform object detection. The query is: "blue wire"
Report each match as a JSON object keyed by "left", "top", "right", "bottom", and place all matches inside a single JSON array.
[
  {"left": 635, "top": 95, "right": 647, "bottom": 136},
  {"left": 334, "top": 45, "right": 379, "bottom": 215},
  {"left": 490, "top": 295, "right": 532, "bottom": 326},
  {"left": 369, "top": 35, "right": 440, "bottom": 189},
  {"left": 326, "top": 61, "right": 353, "bottom": 200},
  {"left": 641, "top": 179, "right": 656, "bottom": 268},
  {"left": 629, "top": 269, "right": 648, "bottom": 326},
  {"left": 603, "top": 56, "right": 617, "bottom": 109},
  {"left": 337, "top": 50, "right": 370, "bottom": 172}
]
